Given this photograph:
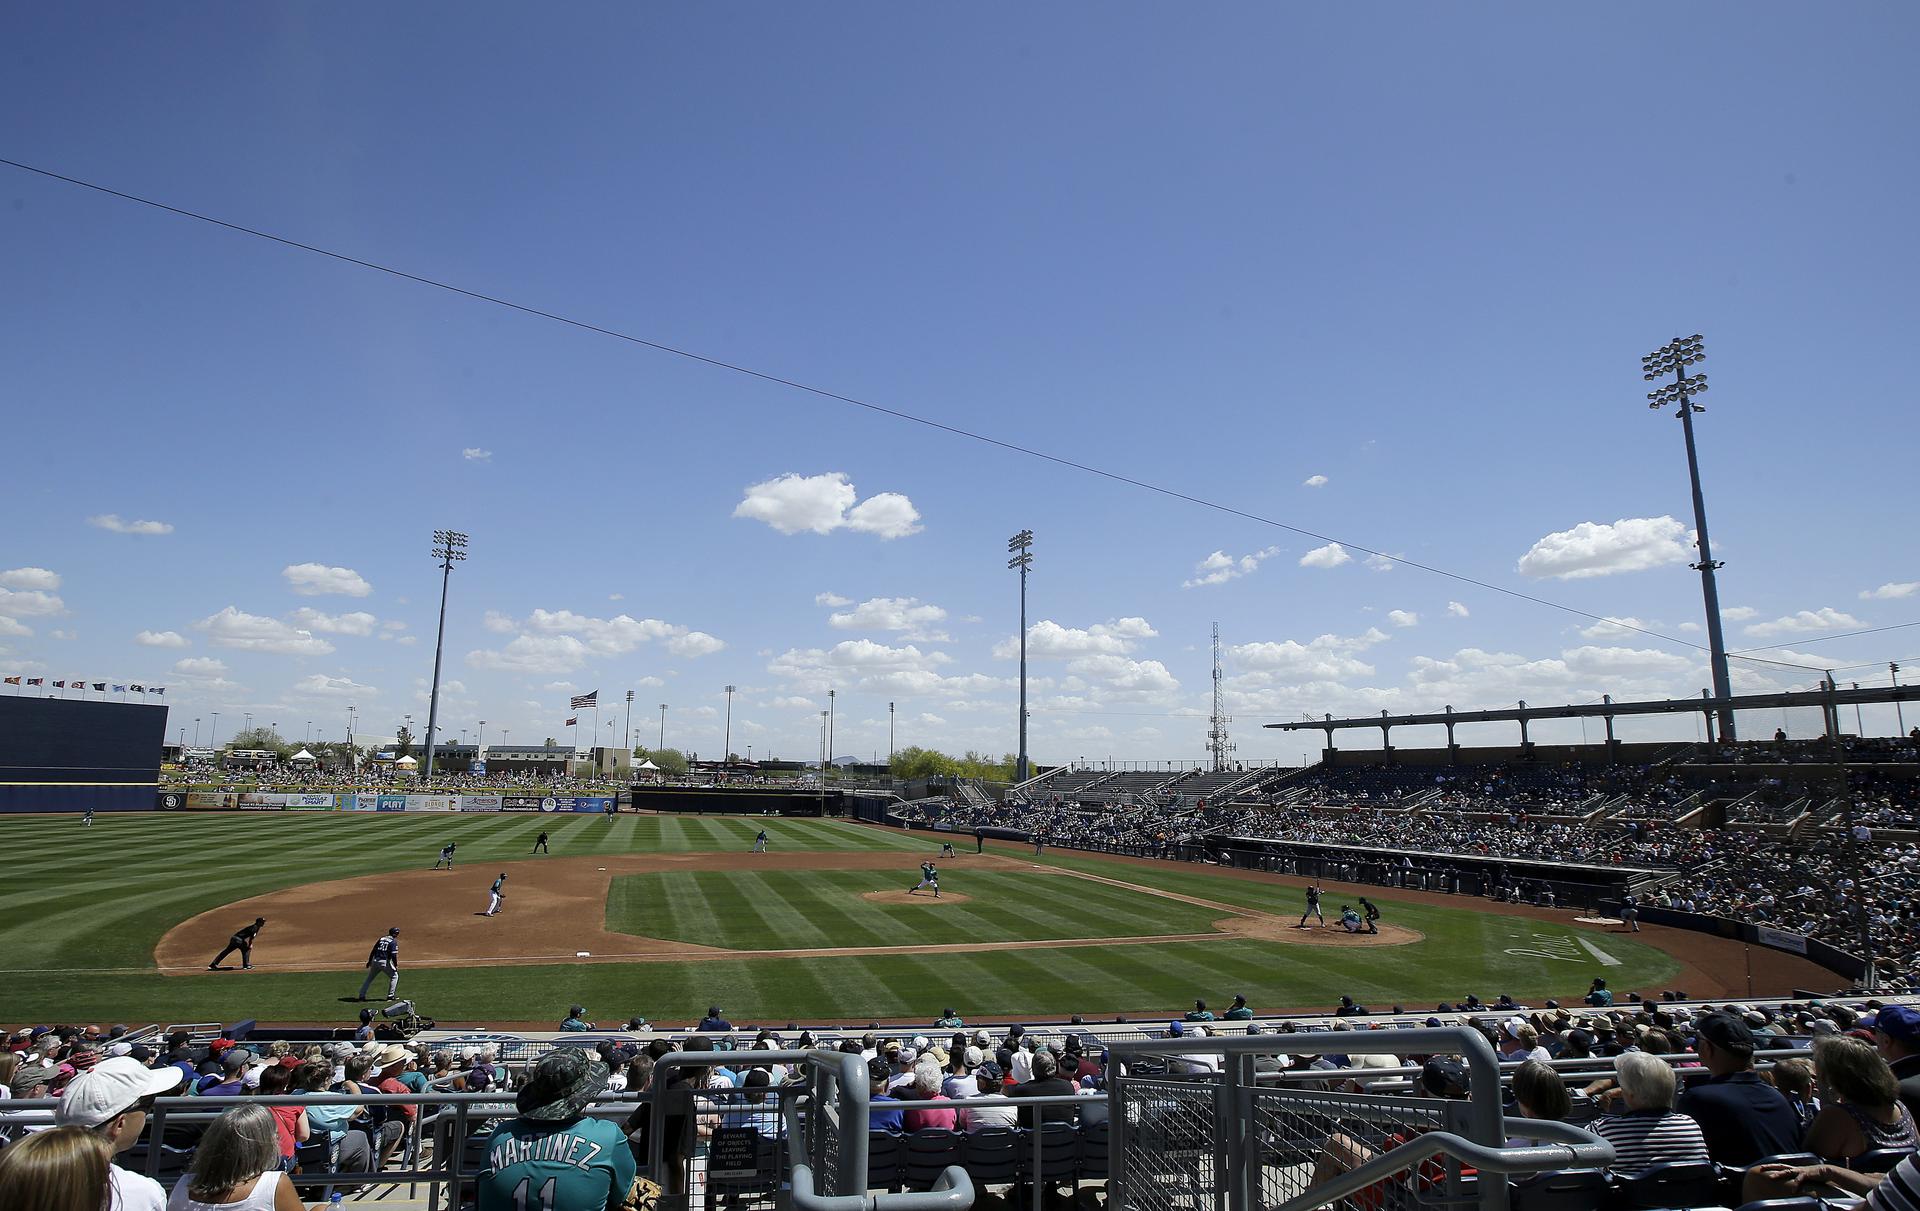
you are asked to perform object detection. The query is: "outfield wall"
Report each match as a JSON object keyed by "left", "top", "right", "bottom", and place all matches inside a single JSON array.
[
  {"left": 0, "top": 696, "right": 166, "bottom": 813},
  {"left": 152, "top": 792, "right": 616, "bottom": 813}
]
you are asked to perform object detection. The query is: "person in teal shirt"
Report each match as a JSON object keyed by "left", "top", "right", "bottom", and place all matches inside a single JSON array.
[
  {"left": 479, "top": 1049, "right": 634, "bottom": 1211},
  {"left": 1222, "top": 995, "right": 1254, "bottom": 1021},
  {"left": 933, "top": 1008, "right": 965, "bottom": 1028},
  {"left": 560, "top": 1005, "right": 594, "bottom": 1032},
  {"left": 1183, "top": 1000, "right": 1215, "bottom": 1022}
]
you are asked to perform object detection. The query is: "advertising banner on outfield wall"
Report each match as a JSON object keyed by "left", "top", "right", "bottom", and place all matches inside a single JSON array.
[
  {"left": 186, "top": 792, "right": 233, "bottom": 811},
  {"left": 458, "top": 795, "right": 502, "bottom": 812},
  {"left": 549, "top": 795, "right": 613, "bottom": 813},
  {"left": 338, "top": 793, "right": 377, "bottom": 811},
  {"left": 407, "top": 794, "right": 457, "bottom": 812},
  {"left": 501, "top": 795, "right": 544, "bottom": 812},
  {"left": 156, "top": 792, "right": 185, "bottom": 811},
  {"left": 285, "top": 793, "right": 335, "bottom": 810},
  {"left": 376, "top": 794, "right": 408, "bottom": 812},
  {"left": 1755, "top": 926, "right": 1809, "bottom": 954},
  {"left": 236, "top": 793, "right": 285, "bottom": 810}
]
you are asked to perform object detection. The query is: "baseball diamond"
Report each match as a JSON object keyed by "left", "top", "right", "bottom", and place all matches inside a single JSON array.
[{"left": 0, "top": 810, "right": 1837, "bottom": 1027}]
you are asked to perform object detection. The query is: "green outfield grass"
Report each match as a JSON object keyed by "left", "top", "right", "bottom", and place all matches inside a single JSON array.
[
  {"left": 0, "top": 812, "right": 1683, "bottom": 1026},
  {"left": 605, "top": 868, "right": 1223, "bottom": 948}
]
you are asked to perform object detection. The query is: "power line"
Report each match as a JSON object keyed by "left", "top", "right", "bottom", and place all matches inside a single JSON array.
[
  {"left": 1731, "top": 620, "right": 1920, "bottom": 654},
  {"left": 3, "top": 155, "right": 1727, "bottom": 656}
]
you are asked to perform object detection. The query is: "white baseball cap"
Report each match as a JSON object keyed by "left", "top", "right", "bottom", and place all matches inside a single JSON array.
[{"left": 55, "top": 1057, "right": 184, "bottom": 1128}]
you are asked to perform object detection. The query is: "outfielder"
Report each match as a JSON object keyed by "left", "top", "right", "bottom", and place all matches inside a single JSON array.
[
  {"left": 485, "top": 873, "right": 507, "bottom": 916},
  {"left": 908, "top": 860, "right": 941, "bottom": 898},
  {"left": 208, "top": 916, "right": 266, "bottom": 970},
  {"left": 752, "top": 828, "right": 768, "bottom": 853},
  {"left": 532, "top": 830, "right": 549, "bottom": 854},
  {"left": 357, "top": 927, "right": 401, "bottom": 1001},
  {"left": 434, "top": 841, "right": 457, "bottom": 870},
  {"left": 82, "top": 807, "right": 95, "bottom": 827},
  {"left": 1298, "top": 882, "right": 1325, "bottom": 928}
]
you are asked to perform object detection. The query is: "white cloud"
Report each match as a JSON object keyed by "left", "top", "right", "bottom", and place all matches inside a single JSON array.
[
  {"left": 1861, "top": 582, "right": 1919, "bottom": 601},
  {"left": 0, "top": 567, "right": 60, "bottom": 591},
  {"left": 1230, "top": 628, "right": 1388, "bottom": 681},
  {"left": 733, "top": 472, "right": 922, "bottom": 539},
  {"left": 1516, "top": 516, "right": 1691, "bottom": 580},
  {"left": 608, "top": 593, "right": 624, "bottom": 601},
  {"left": 292, "top": 674, "right": 377, "bottom": 699},
  {"left": 1303, "top": 475, "right": 1329, "bottom": 488},
  {"left": 466, "top": 634, "right": 589, "bottom": 674},
  {"left": 0, "top": 588, "right": 64, "bottom": 618},
  {"left": 1721, "top": 606, "right": 1759, "bottom": 621},
  {"left": 814, "top": 592, "right": 852, "bottom": 607},
  {"left": 1560, "top": 646, "right": 1696, "bottom": 676},
  {"left": 462, "top": 448, "right": 492, "bottom": 462},
  {"left": 48, "top": 629, "right": 75, "bottom": 641},
  {"left": 1065, "top": 654, "right": 1180, "bottom": 696},
  {"left": 1578, "top": 616, "right": 1648, "bottom": 640},
  {"left": 1363, "top": 553, "right": 1397, "bottom": 572},
  {"left": 667, "top": 631, "right": 727, "bottom": 658},
  {"left": 993, "top": 617, "right": 1157, "bottom": 660},
  {"left": 0, "top": 617, "right": 29, "bottom": 638},
  {"left": 282, "top": 563, "right": 373, "bottom": 598},
  {"left": 88, "top": 514, "right": 173, "bottom": 535},
  {"left": 1446, "top": 601, "right": 1470, "bottom": 618},
  {"left": 768, "top": 695, "right": 817, "bottom": 710},
  {"left": 1387, "top": 610, "right": 1419, "bottom": 628},
  {"left": 1182, "top": 546, "right": 1283, "bottom": 589},
  {"left": 483, "top": 610, "right": 518, "bottom": 634},
  {"left": 1743, "top": 607, "right": 1865, "bottom": 639},
  {"left": 1298, "top": 542, "right": 1352, "bottom": 569},
  {"left": 828, "top": 596, "right": 950, "bottom": 640},
  {"left": 194, "top": 606, "right": 335, "bottom": 656},
  {"left": 173, "top": 657, "right": 229, "bottom": 677},
  {"left": 135, "top": 630, "right": 189, "bottom": 648},
  {"left": 288, "top": 608, "right": 379, "bottom": 637}
]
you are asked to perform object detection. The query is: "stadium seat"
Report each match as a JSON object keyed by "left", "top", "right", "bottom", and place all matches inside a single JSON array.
[
  {"left": 1732, "top": 1200, "right": 1825, "bottom": 1211},
  {"left": 903, "top": 1128, "right": 964, "bottom": 1191},
  {"left": 867, "top": 1130, "right": 906, "bottom": 1192},
  {"left": 1613, "top": 1160, "right": 1724, "bottom": 1209},
  {"left": 1034, "top": 1121, "right": 1079, "bottom": 1187},
  {"left": 960, "top": 1126, "right": 1024, "bottom": 1185},
  {"left": 1510, "top": 1168, "right": 1610, "bottom": 1211},
  {"left": 1078, "top": 1119, "right": 1110, "bottom": 1181},
  {"left": 1849, "top": 1148, "right": 1910, "bottom": 1174}
]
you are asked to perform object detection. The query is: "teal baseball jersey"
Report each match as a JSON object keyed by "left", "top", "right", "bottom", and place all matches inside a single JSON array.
[{"left": 477, "top": 1115, "right": 635, "bottom": 1211}]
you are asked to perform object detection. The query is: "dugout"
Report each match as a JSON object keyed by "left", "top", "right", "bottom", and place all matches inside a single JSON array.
[
  {"left": 0, "top": 695, "right": 167, "bottom": 813},
  {"left": 631, "top": 784, "right": 840, "bottom": 816}
]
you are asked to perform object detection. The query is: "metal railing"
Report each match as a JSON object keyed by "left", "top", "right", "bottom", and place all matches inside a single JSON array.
[{"left": 1105, "top": 1026, "right": 1615, "bottom": 1211}]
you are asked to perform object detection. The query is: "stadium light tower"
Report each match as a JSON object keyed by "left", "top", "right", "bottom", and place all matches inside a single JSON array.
[
  {"left": 1643, "top": 335, "right": 1735, "bottom": 740},
  {"left": 422, "top": 529, "right": 468, "bottom": 784},
  {"left": 1008, "top": 529, "right": 1034, "bottom": 781},
  {"left": 723, "top": 685, "right": 736, "bottom": 769}
]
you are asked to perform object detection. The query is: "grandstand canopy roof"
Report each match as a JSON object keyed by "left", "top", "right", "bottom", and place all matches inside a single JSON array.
[{"left": 1268, "top": 683, "right": 1920, "bottom": 733}]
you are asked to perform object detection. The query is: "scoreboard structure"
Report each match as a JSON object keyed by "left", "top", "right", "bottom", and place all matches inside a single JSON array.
[{"left": 0, "top": 695, "right": 167, "bottom": 813}]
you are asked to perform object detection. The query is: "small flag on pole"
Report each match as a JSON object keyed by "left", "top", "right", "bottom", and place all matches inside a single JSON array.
[
  {"left": 112, "top": 684, "right": 127, "bottom": 693},
  {"left": 53, "top": 681, "right": 65, "bottom": 688},
  {"left": 130, "top": 683, "right": 145, "bottom": 693},
  {"left": 153, "top": 687, "right": 166, "bottom": 695},
  {"left": 565, "top": 716, "right": 578, "bottom": 727},
  {"left": 570, "top": 690, "right": 598, "bottom": 710},
  {"left": 27, "top": 678, "right": 44, "bottom": 686},
  {"left": 3, "top": 676, "right": 19, "bottom": 685},
  {"left": 92, "top": 682, "right": 106, "bottom": 692}
]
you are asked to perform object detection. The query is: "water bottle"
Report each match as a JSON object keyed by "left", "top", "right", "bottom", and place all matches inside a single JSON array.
[{"left": 329, "top": 1193, "right": 343, "bottom": 1208}]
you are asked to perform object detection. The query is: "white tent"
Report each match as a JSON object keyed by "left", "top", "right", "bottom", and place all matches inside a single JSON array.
[
  {"left": 394, "top": 755, "right": 419, "bottom": 768},
  {"left": 636, "top": 759, "right": 660, "bottom": 770},
  {"left": 289, "top": 749, "right": 317, "bottom": 764}
]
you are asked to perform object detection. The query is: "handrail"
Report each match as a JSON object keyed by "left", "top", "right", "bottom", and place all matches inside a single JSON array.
[{"left": 1270, "top": 1126, "right": 1615, "bottom": 1211}]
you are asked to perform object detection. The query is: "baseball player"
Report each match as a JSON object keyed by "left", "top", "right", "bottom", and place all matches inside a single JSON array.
[
  {"left": 1298, "top": 882, "right": 1325, "bottom": 928},
  {"left": 485, "top": 872, "right": 507, "bottom": 916},
  {"left": 434, "top": 841, "right": 457, "bottom": 870},
  {"left": 752, "top": 828, "right": 768, "bottom": 853},
  {"left": 908, "top": 860, "right": 940, "bottom": 898},
  {"left": 939, "top": 839, "right": 956, "bottom": 857},
  {"left": 532, "top": 830, "right": 549, "bottom": 854},
  {"left": 82, "top": 807, "right": 95, "bottom": 827},
  {"left": 208, "top": 917, "right": 266, "bottom": 970},
  {"left": 1360, "top": 897, "right": 1381, "bottom": 935},
  {"left": 357, "top": 927, "right": 401, "bottom": 1001}
]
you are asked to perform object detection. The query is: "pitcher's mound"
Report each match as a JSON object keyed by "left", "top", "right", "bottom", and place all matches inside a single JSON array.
[{"left": 863, "top": 890, "right": 972, "bottom": 906}]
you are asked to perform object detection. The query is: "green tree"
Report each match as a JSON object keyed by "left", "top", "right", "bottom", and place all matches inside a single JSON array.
[
  {"left": 225, "top": 727, "right": 292, "bottom": 760},
  {"left": 890, "top": 746, "right": 959, "bottom": 779},
  {"left": 394, "top": 726, "right": 415, "bottom": 758},
  {"left": 640, "top": 747, "right": 689, "bottom": 776}
]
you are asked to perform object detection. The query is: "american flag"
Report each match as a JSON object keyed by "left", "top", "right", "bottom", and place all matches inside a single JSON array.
[{"left": 570, "top": 690, "right": 598, "bottom": 710}]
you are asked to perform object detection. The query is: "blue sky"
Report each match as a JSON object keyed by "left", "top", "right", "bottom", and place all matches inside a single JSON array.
[{"left": 2, "top": 4, "right": 1915, "bottom": 765}]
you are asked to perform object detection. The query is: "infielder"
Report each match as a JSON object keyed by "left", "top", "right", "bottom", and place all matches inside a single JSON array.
[
  {"left": 908, "top": 860, "right": 941, "bottom": 898},
  {"left": 939, "top": 840, "right": 956, "bottom": 857},
  {"left": 532, "top": 830, "right": 549, "bottom": 854},
  {"left": 434, "top": 842, "right": 457, "bottom": 870},
  {"left": 485, "top": 872, "right": 507, "bottom": 916},
  {"left": 208, "top": 916, "right": 266, "bottom": 970},
  {"left": 357, "top": 927, "right": 401, "bottom": 1001},
  {"left": 752, "top": 828, "right": 768, "bottom": 853},
  {"left": 1298, "top": 882, "right": 1325, "bottom": 928}
]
